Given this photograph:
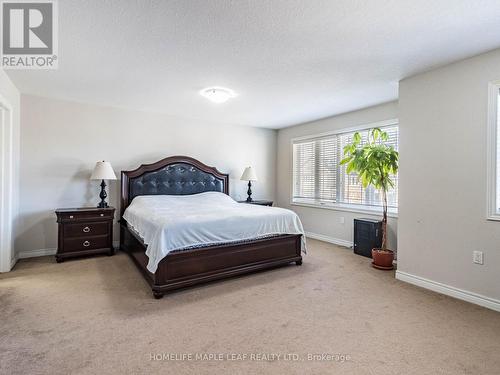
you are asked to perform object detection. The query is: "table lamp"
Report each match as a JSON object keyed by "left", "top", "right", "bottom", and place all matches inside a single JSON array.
[
  {"left": 90, "top": 161, "right": 117, "bottom": 208},
  {"left": 240, "top": 166, "right": 258, "bottom": 202}
]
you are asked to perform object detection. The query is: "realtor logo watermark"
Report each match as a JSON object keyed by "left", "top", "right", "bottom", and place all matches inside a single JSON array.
[{"left": 1, "top": 0, "right": 58, "bottom": 69}]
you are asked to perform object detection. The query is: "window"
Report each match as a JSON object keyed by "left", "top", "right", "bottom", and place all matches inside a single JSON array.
[
  {"left": 292, "top": 122, "right": 399, "bottom": 212},
  {"left": 497, "top": 90, "right": 500, "bottom": 215},
  {"left": 487, "top": 83, "right": 500, "bottom": 220},
  {"left": 293, "top": 137, "right": 337, "bottom": 203}
]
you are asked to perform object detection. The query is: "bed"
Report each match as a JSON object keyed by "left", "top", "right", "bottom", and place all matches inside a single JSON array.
[{"left": 119, "top": 156, "right": 304, "bottom": 298}]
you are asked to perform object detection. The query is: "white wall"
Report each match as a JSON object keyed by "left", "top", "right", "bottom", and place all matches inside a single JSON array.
[
  {"left": 398, "top": 48, "right": 500, "bottom": 302},
  {"left": 276, "top": 102, "right": 398, "bottom": 249},
  {"left": 16, "top": 95, "right": 277, "bottom": 254},
  {"left": 0, "top": 69, "right": 20, "bottom": 270}
]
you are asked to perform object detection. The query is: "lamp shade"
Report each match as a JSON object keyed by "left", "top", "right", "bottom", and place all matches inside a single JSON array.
[
  {"left": 90, "top": 161, "right": 117, "bottom": 180},
  {"left": 240, "top": 166, "right": 257, "bottom": 181}
]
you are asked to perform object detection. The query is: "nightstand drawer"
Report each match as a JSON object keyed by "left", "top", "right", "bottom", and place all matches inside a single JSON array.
[
  {"left": 62, "top": 235, "right": 110, "bottom": 253},
  {"left": 64, "top": 222, "right": 109, "bottom": 238},
  {"left": 57, "top": 211, "right": 113, "bottom": 222}
]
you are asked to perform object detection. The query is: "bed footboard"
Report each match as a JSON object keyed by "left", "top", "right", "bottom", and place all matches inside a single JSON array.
[{"left": 120, "top": 224, "right": 302, "bottom": 298}]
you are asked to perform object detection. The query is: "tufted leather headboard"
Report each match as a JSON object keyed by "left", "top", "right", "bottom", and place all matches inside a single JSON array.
[{"left": 120, "top": 156, "right": 229, "bottom": 218}]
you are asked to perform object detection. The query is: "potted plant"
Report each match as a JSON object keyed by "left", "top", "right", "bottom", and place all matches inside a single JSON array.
[{"left": 340, "top": 128, "right": 399, "bottom": 270}]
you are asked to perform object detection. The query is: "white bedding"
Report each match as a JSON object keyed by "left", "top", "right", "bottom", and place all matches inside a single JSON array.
[{"left": 123, "top": 192, "right": 306, "bottom": 273}]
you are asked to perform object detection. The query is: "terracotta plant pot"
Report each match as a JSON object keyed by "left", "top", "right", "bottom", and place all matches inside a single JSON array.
[{"left": 371, "top": 248, "right": 394, "bottom": 270}]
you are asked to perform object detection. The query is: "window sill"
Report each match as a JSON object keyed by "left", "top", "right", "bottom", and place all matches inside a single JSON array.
[
  {"left": 290, "top": 200, "right": 398, "bottom": 218},
  {"left": 487, "top": 213, "right": 500, "bottom": 221}
]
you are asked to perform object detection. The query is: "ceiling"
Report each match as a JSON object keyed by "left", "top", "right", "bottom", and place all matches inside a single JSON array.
[{"left": 6, "top": 0, "right": 500, "bottom": 129}]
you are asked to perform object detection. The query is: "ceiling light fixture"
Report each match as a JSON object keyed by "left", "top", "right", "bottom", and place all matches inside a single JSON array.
[{"left": 200, "top": 87, "right": 237, "bottom": 104}]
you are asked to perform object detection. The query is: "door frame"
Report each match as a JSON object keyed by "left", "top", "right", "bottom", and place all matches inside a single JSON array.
[{"left": 0, "top": 94, "right": 14, "bottom": 272}]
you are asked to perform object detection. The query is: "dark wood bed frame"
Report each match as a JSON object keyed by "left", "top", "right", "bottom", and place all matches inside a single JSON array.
[{"left": 119, "top": 156, "right": 302, "bottom": 298}]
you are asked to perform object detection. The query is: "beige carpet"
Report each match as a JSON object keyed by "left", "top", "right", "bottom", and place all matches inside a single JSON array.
[{"left": 1, "top": 239, "right": 499, "bottom": 375}]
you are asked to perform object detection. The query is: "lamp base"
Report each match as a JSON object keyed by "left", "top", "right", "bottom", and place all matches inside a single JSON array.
[
  {"left": 97, "top": 179, "right": 109, "bottom": 208},
  {"left": 246, "top": 181, "right": 253, "bottom": 202}
]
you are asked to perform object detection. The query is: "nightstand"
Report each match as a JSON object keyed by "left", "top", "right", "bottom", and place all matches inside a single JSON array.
[
  {"left": 55, "top": 207, "right": 115, "bottom": 262},
  {"left": 238, "top": 200, "right": 273, "bottom": 206}
]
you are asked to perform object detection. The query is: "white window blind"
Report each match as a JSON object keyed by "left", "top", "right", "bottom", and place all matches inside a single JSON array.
[
  {"left": 293, "top": 140, "right": 316, "bottom": 200},
  {"left": 317, "top": 137, "right": 338, "bottom": 202},
  {"left": 292, "top": 124, "right": 399, "bottom": 209},
  {"left": 293, "top": 137, "right": 337, "bottom": 203}
]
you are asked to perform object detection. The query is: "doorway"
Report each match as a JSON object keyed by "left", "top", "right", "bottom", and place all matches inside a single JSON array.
[{"left": 0, "top": 97, "right": 14, "bottom": 272}]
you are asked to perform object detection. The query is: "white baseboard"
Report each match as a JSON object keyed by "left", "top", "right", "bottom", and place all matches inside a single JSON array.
[
  {"left": 396, "top": 270, "right": 500, "bottom": 312},
  {"left": 16, "top": 242, "right": 121, "bottom": 261},
  {"left": 305, "top": 231, "right": 353, "bottom": 248},
  {"left": 17, "top": 248, "right": 57, "bottom": 259}
]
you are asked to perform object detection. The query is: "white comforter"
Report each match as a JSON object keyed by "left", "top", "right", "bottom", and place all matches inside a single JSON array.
[{"left": 123, "top": 192, "right": 306, "bottom": 273}]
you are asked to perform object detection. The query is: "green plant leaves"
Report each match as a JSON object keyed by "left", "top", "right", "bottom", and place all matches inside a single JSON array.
[
  {"left": 353, "top": 132, "right": 361, "bottom": 144},
  {"left": 342, "top": 128, "right": 399, "bottom": 189}
]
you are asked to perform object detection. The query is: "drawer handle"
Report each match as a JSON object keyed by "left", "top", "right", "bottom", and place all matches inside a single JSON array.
[
  {"left": 82, "top": 226, "right": 91, "bottom": 233},
  {"left": 69, "top": 215, "right": 74, "bottom": 219},
  {"left": 83, "top": 240, "right": 90, "bottom": 247}
]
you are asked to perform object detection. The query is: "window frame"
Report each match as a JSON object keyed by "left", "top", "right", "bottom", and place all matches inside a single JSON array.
[
  {"left": 290, "top": 118, "right": 399, "bottom": 218},
  {"left": 487, "top": 81, "right": 500, "bottom": 221}
]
